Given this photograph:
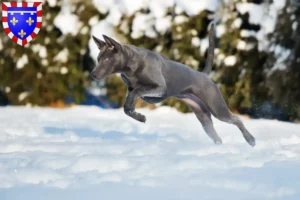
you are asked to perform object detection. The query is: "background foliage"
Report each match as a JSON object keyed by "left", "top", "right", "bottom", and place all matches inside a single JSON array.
[{"left": 0, "top": 0, "right": 299, "bottom": 121}]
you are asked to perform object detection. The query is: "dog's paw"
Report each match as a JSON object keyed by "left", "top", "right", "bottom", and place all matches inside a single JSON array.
[
  {"left": 214, "top": 138, "right": 223, "bottom": 145},
  {"left": 133, "top": 112, "right": 146, "bottom": 123},
  {"left": 124, "top": 107, "right": 132, "bottom": 115},
  {"left": 245, "top": 134, "right": 256, "bottom": 147}
]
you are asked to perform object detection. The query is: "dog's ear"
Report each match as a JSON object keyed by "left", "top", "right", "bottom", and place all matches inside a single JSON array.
[
  {"left": 92, "top": 36, "right": 106, "bottom": 50},
  {"left": 102, "top": 35, "right": 122, "bottom": 50}
]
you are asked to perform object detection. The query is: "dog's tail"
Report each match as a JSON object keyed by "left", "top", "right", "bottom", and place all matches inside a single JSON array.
[{"left": 202, "top": 22, "right": 215, "bottom": 75}]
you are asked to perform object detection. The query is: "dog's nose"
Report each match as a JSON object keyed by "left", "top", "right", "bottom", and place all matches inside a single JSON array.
[{"left": 90, "top": 72, "right": 97, "bottom": 80}]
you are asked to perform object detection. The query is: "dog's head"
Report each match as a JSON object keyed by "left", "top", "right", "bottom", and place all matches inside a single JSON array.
[{"left": 91, "top": 35, "right": 126, "bottom": 80}]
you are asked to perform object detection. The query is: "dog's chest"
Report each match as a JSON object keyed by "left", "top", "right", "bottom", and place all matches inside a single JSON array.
[
  {"left": 121, "top": 73, "right": 142, "bottom": 88},
  {"left": 121, "top": 74, "right": 133, "bottom": 87}
]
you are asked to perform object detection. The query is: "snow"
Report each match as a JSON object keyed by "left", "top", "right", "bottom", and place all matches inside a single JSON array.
[
  {"left": 240, "top": 30, "right": 256, "bottom": 38},
  {"left": 47, "top": 0, "right": 57, "bottom": 7},
  {"left": 38, "top": 46, "right": 47, "bottom": 58},
  {"left": 80, "top": 26, "right": 89, "bottom": 35},
  {"left": 292, "top": 21, "right": 298, "bottom": 31},
  {"left": 89, "top": 20, "right": 117, "bottom": 61},
  {"left": 216, "top": 24, "right": 225, "bottom": 37},
  {"left": 88, "top": 16, "right": 99, "bottom": 26},
  {"left": 106, "top": 7, "right": 122, "bottom": 26},
  {"left": 37, "top": 72, "right": 43, "bottom": 79},
  {"left": 235, "top": 0, "right": 288, "bottom": 52},
  {"left": 53, "top": 0, "right": 80, "bottom": 36},
  {"left": 131, "top": 13, "right": 153, "bottom": 39},
  {"left": 236, "top": 3, "right": 264, "bottom": 25},
  {"left": 154, "top": 16, "right": 172, "bottom": 34},
  {"left": 174, "top": 15, "right": 188, "bottom": 24},
  {"left": 60, "top": 67, "right": 68, "bottom": 74},
  {"left": 87, "top": 0, "right": 223, "bottom": 56},
  {"left": 267, "top": 45, "right": 291, "bottom": 76},
  {"left": 92, "top": 0, "right": 115, "bottom": 14},
  {"left": 232, "top": 18, "right": 242, "bottom": 28},
  {"left": 149, "top": 0, "right": 174, "bottom": 18},
  {"left": 18, "top": 92, "right": 29, "bottom": 101},
  {"left": 16, "top": 54, "right": 28, "bottom": 69},
  {"left": 200, "top": 37, "right": 209, "bottom": 55},
  {"left": 41, "top": 59, "right": 48, "bottom": 66},
  {"left": 5, "top": 87, "right": 10, "bottom": 93},
  {"left": 237, "top": 40, "right": 247, "bottom": 50},
  {"left": 224, "top": 55, "right": 237, "bottom": 66},
  {"left": 53, "top": 48, "right": 69, "bottom": 63},
  {"left": 0, "top": 38, "right": 3, "bottom": 51},
  {"left": 191, "top": 37, "right": 201, "bottom": 47},
  {"left": 118, "top": 0, "right": 147, "bottom": 16},
  {"left": 176, "top": 0, "right": 220, "bottom": 15},
  {"left": 237, "top": 39, "right": 254, "bottom": 51},
  {"left": 273, "top": 0, "right": 286, "bottom": 10},
  {"left": 0, "top": 106, "right": 300, "bottom": 200},
  {"left": 54, "top": 12, "right": 80, "bottom": 36}
]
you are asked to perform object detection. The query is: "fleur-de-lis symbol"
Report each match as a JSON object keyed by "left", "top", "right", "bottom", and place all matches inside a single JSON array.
[
  {"left": 26, "top": 17, "right": 34, "bottom": 26},
  {"left": 18, "top": 29, "right": 26, "bottom": 38},
  {"left": 10, "top": 17, "right": 18, "bottom": 26}
]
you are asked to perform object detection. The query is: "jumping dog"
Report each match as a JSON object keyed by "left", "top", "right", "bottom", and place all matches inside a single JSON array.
[{"left": 91, "top": 25, "right": 256, "bottom": 146}]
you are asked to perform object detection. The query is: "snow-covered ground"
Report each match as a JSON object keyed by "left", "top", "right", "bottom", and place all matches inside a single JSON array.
[{"left": 0, "top": 106, "right": 300, "bottom": 200}]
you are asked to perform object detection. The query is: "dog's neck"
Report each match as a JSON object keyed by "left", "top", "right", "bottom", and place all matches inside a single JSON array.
[{"left": 119, "top": 45, "right": 141, "bottom": 76}]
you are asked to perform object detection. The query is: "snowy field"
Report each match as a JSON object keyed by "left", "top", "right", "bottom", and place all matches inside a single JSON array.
[{"left": 0, "top": 106, "right": 300, "bottom": 200}]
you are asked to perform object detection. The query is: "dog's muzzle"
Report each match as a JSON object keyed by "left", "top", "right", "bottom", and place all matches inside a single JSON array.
[{"left": 90, "top": 71, "right": 98, "bottom": 80}]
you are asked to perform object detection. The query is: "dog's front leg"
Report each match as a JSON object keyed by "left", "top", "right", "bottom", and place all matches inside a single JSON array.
[
  {"left": 124, "top": 87, "right": 163, "bottom": 123},
  {"left": 124, "top": 88, "right": 146, "bottom": 123}
]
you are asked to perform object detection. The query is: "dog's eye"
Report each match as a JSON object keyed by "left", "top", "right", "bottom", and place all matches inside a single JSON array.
[{"left": 108, "top": 46, "right": 114, "bottom": 51}]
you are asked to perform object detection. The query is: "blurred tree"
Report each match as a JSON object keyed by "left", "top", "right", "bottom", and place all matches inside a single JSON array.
[
  {"left": 265, "top": 1, "right": 300, "bottom": 120},
  {"left": 0, "top": 0, "right": 299, "bottom": 120},
  {"left": 214, "top": 0, "right": 269, "bottom": 113},
  {"left": 0, "top": 0, "right": 101, "bottom": 106}
]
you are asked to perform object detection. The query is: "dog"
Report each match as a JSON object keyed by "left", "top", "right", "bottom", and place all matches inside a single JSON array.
[{"left": 91, "top": 24, "right": 256, "bottom": 146}]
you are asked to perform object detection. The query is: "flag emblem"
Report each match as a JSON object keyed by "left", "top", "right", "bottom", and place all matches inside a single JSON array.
[{"left": 2, "top": 2, "right": 42, "bottom": 46}]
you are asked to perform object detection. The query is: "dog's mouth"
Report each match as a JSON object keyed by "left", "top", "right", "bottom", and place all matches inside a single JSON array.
[
  {"left": 90, "top": 71, "right": 111, "bottom": 81},
  {"left": 90, "top": 72, "right": 100, "bottom": 81}
]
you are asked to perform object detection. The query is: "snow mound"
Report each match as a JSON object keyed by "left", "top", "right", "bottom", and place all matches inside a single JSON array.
[{"left": 0, "top": 106, "right": 300, "bottom": 199}]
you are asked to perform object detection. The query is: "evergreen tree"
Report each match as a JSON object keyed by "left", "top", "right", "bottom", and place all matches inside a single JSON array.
[
  {"left": 214, "top": 0, "right": 269, "bottom": 113},
  {"left": 0, "top": 0, "right": 100, "bottom": 106},
  {"left": 265, "top": 1, "right": 300, "bottom": 120},
  {"left": 1, "top": 0, "right": 299, "bottom": 120}
]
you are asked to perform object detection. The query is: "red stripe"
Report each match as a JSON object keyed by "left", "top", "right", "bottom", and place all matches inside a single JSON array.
[
  {"left": 33, "top": 2, "right": 41, "bottom": 7},
  {"left": 2, "top": 3, "right": 8, "bottom": 11},
  {"left": 31, "top": 32, "right": 37, "bottom": 38},
  {"left": 11, "top": 2, "right": 17, "bottom": 7},
  {"left": 4, "top": 28, "right": 10, "bottom": 34},
  {"left": 2, "top": 17, "right": 7, "bottom": 22},
  {"left": 37, "top": 10, "right": 42, "bottom": 17},
  {"left": 22, "top": 2, "right": 28, "bottom": 7},
  {"left": 22, "top": 39, "right": 27, "bottom": 46},
  {"left": 12, "top": 36, "right": 18, "bottom": 43},
  {"left": 36, "top": 22, "right": 42, "bottom": 28}
]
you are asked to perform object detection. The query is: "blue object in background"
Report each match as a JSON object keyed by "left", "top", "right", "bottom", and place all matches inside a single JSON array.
[
  {"left": 65, "top": 89, "right": 119, "bottom": 109},
  {"left": 81, "top": 90, "right": 119, "bottom": 109},
  {"left": 0, "top": 91, "right": 9, "bottom": 106},
  {"left": 0, "top": 89, "right": 118, "bottom": 108}
]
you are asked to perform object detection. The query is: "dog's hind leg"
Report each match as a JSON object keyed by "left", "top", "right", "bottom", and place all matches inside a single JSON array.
[
  {"left": 179, "top": 94, "right": 222, "bottom": 144},
  {"left": 229, "top": 115, "right": 256, "bottom": 146},
  {"left": 191, "top": 83, "right": 256, "bottom": 146}
]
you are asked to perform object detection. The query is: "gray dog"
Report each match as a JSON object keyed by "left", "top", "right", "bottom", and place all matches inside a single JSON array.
[{"left": 91, "top": 25, "right": 255, "bottom": 146}]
